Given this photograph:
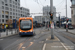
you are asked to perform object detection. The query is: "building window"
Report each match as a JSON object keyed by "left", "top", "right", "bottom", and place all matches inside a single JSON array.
[
  {"left": 72, "top": 0, "right": 75, "bottom": 5},
  {"left": 18, "top": 7, "right": 20, "bottom": 9},
  {"left": 13, "top": 5, "right": 15, "bottom": 8},
  {"left": 13, "top": 16, "right": 15, "bottom": 18},
  {"left": 13, "top": 1, "right": 15, "bottom": 4},
  {"left": 20, "top": 7, "right": 22, "bottom": 10},
  {"left": 18, "top": 10, "right": 19, "bottom": 12},
  {"left": 0, "top": 19, "right": 1, "bottom": 22},
  {"left": 2, "top": 19, "right": 4, "bottom": 22},
  {"left": 5, "top": 4, "right": 8, "bottom": 6},
  {"left": 16, "top": 13, "right": 17, "bottom": 15},
  {"left": 2, "top": 6, "right": 4, "bottom": 9},
  {"left": 6, "top": 20, "right": 8, "bottom": 22},
  {"left": 2, "top": 15, "right": 4, "bottom": 18},
  {"left": 2, "top": 1, "right": 4, "bottom": 5},
  {"left": 16, "top": 10, "right": 17, "bottom": 12},
  {"left": 10, "top": 8, "right": 12, "bottom": 11},
  {"left": 21, "top": 14, "right": 22, "bottom": 16},
  {"left": 21, "top": 11, "right": 22, "bottom": 13},
  {"left": 2, "top": 11, "right": 4, "bottom": 14},
  {"left": 18, "top": 3, "right": 20, "bottom": 6},
  {"left": 13, "top": 13, "right": 15, "bottom": 15},
  {"left": 15, "top": 3, "right": 17, "bottom": 5},
  {"left": 5, "top": 0, "right": 7, "bottom": 2},
  {"left": 15, "top": 0, "right": 17, "bottom": 1},
  {"left": 5, "top": 11, "right": 9, "bottom": 14},
  {"left": 5, "top": 7, "right": 9, "bottom": 10},
  {"left": 18, "top": 0, "right": 20, "bottom": 2},
  {"left": 71, "top": 10, "right": 73, "bottom": 14},
  {"left": 10, "top": 4, "right": 12, "bottom": 7},
  {"left": 10, "top": 16, "right": 12, "bottom": 19},
  {"left": 10, "top": 12, "right": 12, "bottom": 15},
  {"left": 13, "top": 9, "right": 15, "bottom": 11},
  {"left": 0, "top": 15, "right": 1, "bottom": 18},
  {"left": 10, "top": 0, "right": 12, "bottom": 3},
  {"left": 16, "top": 6, "right": 17, "bottom": 8},
  {"left": 16, "top": 17, "right": 17, "bottom": 19},
  {"left": 6, "top": 16, "right": 8, "bottom": 18}
]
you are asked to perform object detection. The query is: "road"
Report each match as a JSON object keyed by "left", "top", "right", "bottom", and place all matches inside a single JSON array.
[
  {"left": 0, "top": 27, "right": 50, "bottom": 50},
  {"left": 54, "top": 28, "right": 75, "bottom": 50},
  {"left": 0, "top": 27, "right": 75, "bottom": 50}
]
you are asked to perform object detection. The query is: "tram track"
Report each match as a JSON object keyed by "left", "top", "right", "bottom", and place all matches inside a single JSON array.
[{"left": 55, "top": 30, "right": 75, "bottom": 44}]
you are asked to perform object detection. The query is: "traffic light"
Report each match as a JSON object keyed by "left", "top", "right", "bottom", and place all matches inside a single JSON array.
[
  {"left": 67, "top": 19, "right": 69, "bottom": 22},
  {"left": 50, "top": 13, "right": 53, "bottom": 20},
  {"left": 49, "top": 12, "right": 53, "bottom": 20}
]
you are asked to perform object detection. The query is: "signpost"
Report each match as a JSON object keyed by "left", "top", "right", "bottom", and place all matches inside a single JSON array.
[{"left": 50, "top": 0, "right": 54, "bottom": 39}]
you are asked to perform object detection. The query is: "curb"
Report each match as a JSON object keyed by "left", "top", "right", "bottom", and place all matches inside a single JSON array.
[
  {"left": 56, "top": 28, "right": 75, "bottom": 35},
  {"left": 0, "top": 33, "right": 18, "bottom": 39},
  {"left": 0, "top": 29, "right": 18, "bottom": 38},
  {"left": 68, "top": 32, "right": 75, "bottom": 35}
]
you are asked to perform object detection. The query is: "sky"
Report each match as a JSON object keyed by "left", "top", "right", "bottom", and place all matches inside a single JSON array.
[{"left": 20, "top": 0, "right": 71, "bottom": 18}]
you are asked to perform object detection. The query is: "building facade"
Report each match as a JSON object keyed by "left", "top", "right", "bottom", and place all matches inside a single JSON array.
[
  {"left": 43, "top": 5, "right": 56, "bottom": 22},
  {"left": 0, "top": 0, "right": 30, "bottom": 24},
  {"left": 20, "top": 7, "right": 30, "bottom": 18},
  {"left": 70, "top": 0, "right": 75, "bottom": 27},
  {"left": 34, "top": 16, "right": 43, "bottom": 23}
]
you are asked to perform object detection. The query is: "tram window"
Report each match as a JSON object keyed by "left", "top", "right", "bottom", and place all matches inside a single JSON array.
[{"left": 20, "top": 20, "right": 32, "bottom": 30}]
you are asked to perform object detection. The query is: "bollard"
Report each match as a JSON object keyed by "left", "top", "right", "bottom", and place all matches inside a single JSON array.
[
  {"left": 6, "top": 29, "right": 8, "bottom": 36},
  {"left": 0, "top": 32, "right": 1, "bottom": 37},
  {"left": 11, "top": 29, "right": 13, "bottom": 34}
]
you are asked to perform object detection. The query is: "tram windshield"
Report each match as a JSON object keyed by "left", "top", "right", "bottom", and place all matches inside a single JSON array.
[{"left": 20, "top": 20, "right": 32, "bottom": 30}]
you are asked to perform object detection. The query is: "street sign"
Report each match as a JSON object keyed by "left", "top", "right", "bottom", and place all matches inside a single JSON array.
[
  {"left": 51, "top": 22, "right": 54, "bottom": 29},
  {"left": 50, "top": 21, "right": 52, "bottom": 24}
]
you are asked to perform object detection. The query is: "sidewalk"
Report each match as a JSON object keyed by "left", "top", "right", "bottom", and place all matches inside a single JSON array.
[
  {"left": 56, "top": 27, "right": 75, "bottom": 35},
  {"left": 0, "top": 29, "right": 18, "bottom": 38},
  {"left": 44, "top": 36, "right": 72, "bottom": 50},
  {"left": 68, "top": 29, "right": 75, "bottom": 35}
]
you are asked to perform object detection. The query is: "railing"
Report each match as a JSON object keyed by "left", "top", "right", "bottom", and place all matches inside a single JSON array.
[{"left": 0, "top": 29, "right": 18, "bottom": 38}]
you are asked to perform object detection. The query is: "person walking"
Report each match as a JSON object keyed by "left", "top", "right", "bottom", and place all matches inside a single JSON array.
[{"left": 6, "top": 24, "right": 8, "bottom": 29}]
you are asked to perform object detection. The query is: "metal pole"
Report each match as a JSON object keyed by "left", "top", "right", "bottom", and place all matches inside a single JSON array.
[
  {"left": 47, "top": 6, "right": 49, "bottom": 30},
  {"left": 50, "top": 0, "right": 54, "bottom": 39},
  {"left": 66, "top": 0, "right": 68, "bottom": 32},
  {"left": 59, "top": 14, "right": 60, "bottom": 28}
]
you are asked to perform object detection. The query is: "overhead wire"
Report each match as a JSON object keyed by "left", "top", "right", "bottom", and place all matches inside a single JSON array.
[
  {"left": 24, "top": 0, "right": 29, "bottom": 8},
  {"left": 33, "top": 0, "right": 46, "bottom": 13},
  {"left": 55, "top": 0, "right": 64, "bottom": 7},
  {"left": 56, "top": 0, "right": 65, "bottom": 8},
  {"left": 57, "top": 0, "right": 65, "bottom": 12}
]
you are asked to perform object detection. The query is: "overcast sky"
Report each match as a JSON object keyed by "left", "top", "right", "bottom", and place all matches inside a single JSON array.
[{"left": 20, "top": 0, "right": 71, "bottom": 18}]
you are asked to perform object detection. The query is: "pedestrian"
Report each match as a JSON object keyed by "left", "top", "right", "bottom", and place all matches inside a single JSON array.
[{"left": 6, "top": 24, "right": 8, "bottom": 29}]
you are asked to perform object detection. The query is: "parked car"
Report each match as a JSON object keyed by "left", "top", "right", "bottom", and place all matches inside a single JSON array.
[{"left": 68, "top": 25, "right": 74, "bottom": 29}]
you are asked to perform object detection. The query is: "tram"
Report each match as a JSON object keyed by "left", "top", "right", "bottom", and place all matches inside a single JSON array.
[{"left": 19, "top": 17, "right": 34, "bottom": 36}]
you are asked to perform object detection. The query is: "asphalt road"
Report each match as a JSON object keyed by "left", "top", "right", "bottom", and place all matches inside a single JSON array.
[
  {"left": 0, "top": 27, "right": 50, "bottom": 50},
  {"left": 0, "top": 27, "right": 75, "bottom": 50}
]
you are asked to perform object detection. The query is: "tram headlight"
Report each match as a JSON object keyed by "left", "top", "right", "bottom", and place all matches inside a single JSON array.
[
  {"left": 30, "top": 30, "right": 33, "bottom": 32},
  {"left": 20, "top": 31, "right": 22, "bottom": 32}
]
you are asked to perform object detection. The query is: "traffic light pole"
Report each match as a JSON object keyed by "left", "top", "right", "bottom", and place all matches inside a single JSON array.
[
  {"left": 59, "top": 14, "right": 60, "bottom": 28},
  {"left": 66, "top": 0, "right": 68, "bottom": 32},
  {"left": 50, "top": 0, "right": 54, "bottom": 39}
]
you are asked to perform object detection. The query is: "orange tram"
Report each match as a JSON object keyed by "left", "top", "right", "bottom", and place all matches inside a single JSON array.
[{"left": 19, "top": 17, "right": 34, "bottom": 36}]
